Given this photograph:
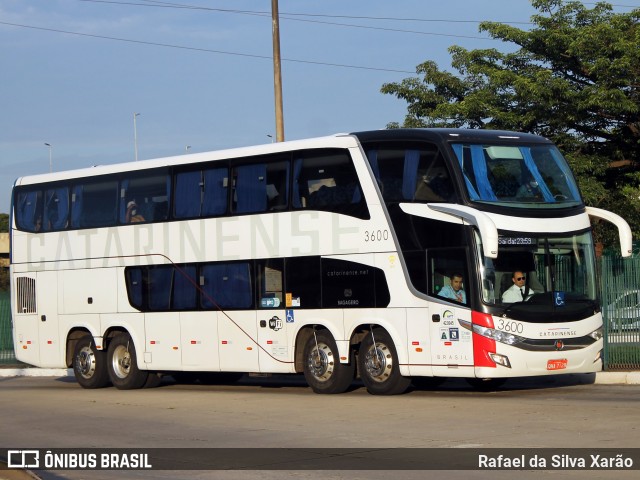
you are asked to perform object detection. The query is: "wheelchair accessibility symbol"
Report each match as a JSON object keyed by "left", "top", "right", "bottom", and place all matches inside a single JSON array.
[
  {"left": 554, "top": 291, "right": 565, "bottom": 307},
  {"left": 286, "top": 309, "right": 295, "bottom": 323}
]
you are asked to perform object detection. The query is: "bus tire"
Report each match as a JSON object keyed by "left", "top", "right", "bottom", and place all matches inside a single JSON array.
[
  {"left": 72, "top": 334, "right": 110, "bottom": 389},
  {"left": 358, "top": 329, "right": 410, "bottom": 395},
  {"left": 303, "top": 330, "right": 354, "bottom": 394},
  {"left": 143, "top": 372, "right": 162, "bottom": 388},
  {"left": 107, "top": 333, "right": 149, "bottom": 390}
]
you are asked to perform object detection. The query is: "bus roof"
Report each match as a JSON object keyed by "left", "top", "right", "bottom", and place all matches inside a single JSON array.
[
  {"left": 13, "top": 133, "right": 359, "bottom": 187},
  {"left": 13, "top": 128, "right": 552, "bottom": 187},
  {"left": 350, "top": 128, "right": 553, "bottom": 145}
]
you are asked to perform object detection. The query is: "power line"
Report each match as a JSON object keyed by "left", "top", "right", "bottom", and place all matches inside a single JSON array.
[
  {"left": 78, "top": 0, "right": 535, "bottom": 25},
  {"left": 0, "top": 21, "right": 417, "bottom": 74}
]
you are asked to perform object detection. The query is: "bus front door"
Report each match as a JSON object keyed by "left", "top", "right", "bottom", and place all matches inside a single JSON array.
[{"left": 430, "top": 306, "right": 474, "bottom": 378}]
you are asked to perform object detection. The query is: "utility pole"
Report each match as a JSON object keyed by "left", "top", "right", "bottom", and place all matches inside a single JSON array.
[
  {"left": 271, "top": 0, "right": 285, "bottom": 142},
  {"left": 133, "top": 112, "right": 140, "bottom": 161}
]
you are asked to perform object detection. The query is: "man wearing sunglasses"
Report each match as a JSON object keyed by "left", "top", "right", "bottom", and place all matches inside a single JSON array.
[{"left": 502, "top": 270, "right": 537, "bottom": 303}]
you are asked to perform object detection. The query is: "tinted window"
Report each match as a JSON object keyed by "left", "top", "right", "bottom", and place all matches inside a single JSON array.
[
  {"left": 285, "top": 257, "right": 321, "bottom": 309},
  {"left": 15, "top": 189, "right": 42, "bottom": 232},
  {"left": 174, "top": 167, "right": 228, "bottom": 219},
  {"left": 120, "top": 173, "right": 170, "bottom": 224},
  {"left": 321, "top": 258, "right": 389, "bottom": 308},
  {"left": 232, "top": 160, "right": 289, "bottom": 214},
  {"left": 293, "top": 150, "right": 369, "bottom": 219},
  {"left": 71, "top": 180, "right": 118, "bottom": 228},
  {"left": 43, "top": 187, "right": 69, "bottom": 231},
  {"left": 256, "top": 259, "right": 284, "bottom": 308},
  {"left": 365, "top": 143, "right": 455, "bottom": 203},
  {"left": 200, "top": 262, "right": 253, "bottom": 309}
]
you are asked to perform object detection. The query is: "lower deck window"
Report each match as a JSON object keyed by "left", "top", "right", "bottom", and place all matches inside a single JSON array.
[{"left": 125, "top": 256, "right": 390, "bottom": 312}]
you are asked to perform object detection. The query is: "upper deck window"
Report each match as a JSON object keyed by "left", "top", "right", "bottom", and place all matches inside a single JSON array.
[
  {"left": 365, "top": 144, "right": 456, "bottom": 204},
  {"left": 452, "top": 144, "right": 582, "bottom": 208}
]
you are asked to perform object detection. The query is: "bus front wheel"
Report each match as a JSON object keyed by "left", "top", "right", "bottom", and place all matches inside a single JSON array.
[
  {"left": 358, "top": 329, "right": 410, "bottom": 395},
  {"left": 107, "top": 333, "right": 149, "bottom": 390},
  {"left": 303, "top": 330, "right": 354, "bottom": 394},
  {"left": 72, "top": 334, "right": 110, "bottom": 389}
]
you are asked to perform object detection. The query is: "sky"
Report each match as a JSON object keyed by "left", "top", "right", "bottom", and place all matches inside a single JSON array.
[{"left": 1, "top": 0, "right": 639, "bottom": 214}]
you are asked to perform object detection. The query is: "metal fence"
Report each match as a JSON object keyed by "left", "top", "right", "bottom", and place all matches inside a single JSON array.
[
  {"left": 600, "top": 256, "right": 640, "bottom": 370},
  {"left": 0, "top": 290, "right": 15, "bottom": 364},
  {"left": 0, "top": 257, "right": 638, "bottom": 369}
]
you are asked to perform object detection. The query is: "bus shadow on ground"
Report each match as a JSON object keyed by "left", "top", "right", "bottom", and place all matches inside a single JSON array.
[
  {"left": 52, "top": 371, "right": 596, "bottom": 392},
  {"left": 159, "top": 372, "right": 596, "bottom": 393}
]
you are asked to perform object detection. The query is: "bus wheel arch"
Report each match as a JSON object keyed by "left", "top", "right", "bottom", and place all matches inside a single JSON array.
[
  {"left": 357, "top": 326, "right": 410, "bottom": 395},
  {"left": 69, "top": 329, "right": 110, "bottom": 389},
  {"left": 301, "top": 327, "right": 355, "bottom": 394}
]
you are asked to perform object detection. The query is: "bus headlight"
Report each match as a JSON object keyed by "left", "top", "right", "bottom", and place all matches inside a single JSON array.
[
  {"left": 460, "top": 320, "right": 525, "bottom": 346},
  {"left": 589, "top": 327, "right": 603, "bottom": 341}
]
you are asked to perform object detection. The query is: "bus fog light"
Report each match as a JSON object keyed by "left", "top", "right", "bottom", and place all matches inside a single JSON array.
[
  {"left": 589, "top": 327, "right": 603, "bottom": 341},
  {"left": 488, "top": 353, "right": 511, "bottom": 368}
]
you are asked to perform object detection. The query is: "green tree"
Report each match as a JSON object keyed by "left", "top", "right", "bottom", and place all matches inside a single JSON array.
[
  {"left": 381, "top": 0, "right": 640, "bottom": 245},
  {"left": 0, "top": 213, "right": 8, "bottom": 233}
]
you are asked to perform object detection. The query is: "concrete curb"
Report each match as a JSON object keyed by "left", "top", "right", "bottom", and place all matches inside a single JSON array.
[{"left": 1, "top": 367, "right": 639, "bottom": 384}]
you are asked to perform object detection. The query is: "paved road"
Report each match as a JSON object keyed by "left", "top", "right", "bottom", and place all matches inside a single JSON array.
[{"left": 0, "top": 374, "right": 639, "bottom": 480}]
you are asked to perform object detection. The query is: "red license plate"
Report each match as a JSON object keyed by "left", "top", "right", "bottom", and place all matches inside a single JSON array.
[{"left": 547, "top": 359, "right": 568, "bottom": 370}]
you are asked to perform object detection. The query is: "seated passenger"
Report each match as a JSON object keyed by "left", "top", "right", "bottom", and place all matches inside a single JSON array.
[
  {"left": 438, "top": 273, "right": 466, "bottom": 303},
  {"left": 125, "top": 200, "right": 145, "bottom": 223}
]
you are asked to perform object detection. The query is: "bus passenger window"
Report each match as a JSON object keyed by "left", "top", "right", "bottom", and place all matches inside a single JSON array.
[
  {"left": 256, "top": 259, "right": 284, "bottom": 308},
  {"left": 292, "top": 150, "right": 368, "bottom": 219},
  {"left": 175, "top": 168, "right": 228, "bottom": 219},
  {"left": 43, "top": 187, "right": 69, "bottom": 231},
  {"left": 285, "top": 257, "right": 321, "bottom": 308},
  {"left": 120, "top": 173, "right": 170, "bottom": 224},
  {"left": 147, "top": 266, "right": 173, "bottom": 311},
  {"left": 232, "top": 161, "right": 289, "bottom": 214},
  {"left": 200, "top": 262, "right": 253, "bottom": 310},
  {"left": 71, "top": 180, "right": 118, "bottom": 228},
  {"left": 172, "top": 265, "right": 198, "bottom": 310},
  {"left": 15, "top": 190, "right": 42, "bottom": 232}
]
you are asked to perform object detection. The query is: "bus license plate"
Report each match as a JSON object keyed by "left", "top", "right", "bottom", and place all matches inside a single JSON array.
[{"left": 547, "top": 359, "right": 568, "bottom": 370}]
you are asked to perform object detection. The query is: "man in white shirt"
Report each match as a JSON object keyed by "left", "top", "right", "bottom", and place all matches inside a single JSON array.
[{"left": 502, "top": 271, "right": 537, "bottom": 303}]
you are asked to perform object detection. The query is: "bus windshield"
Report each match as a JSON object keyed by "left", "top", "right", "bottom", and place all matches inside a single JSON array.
[
  {"left": 478, "top": 231, "right": 597, "bottom": 321},
  {"left": 452, "top": 143, "right": 582, "bottom": 208}
]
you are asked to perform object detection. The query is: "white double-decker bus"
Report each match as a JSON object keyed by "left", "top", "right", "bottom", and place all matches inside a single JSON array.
[{"left": 11, "top": 129, "right": 632, "bottom": 394}]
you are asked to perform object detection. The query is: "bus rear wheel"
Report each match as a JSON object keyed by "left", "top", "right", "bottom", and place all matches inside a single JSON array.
[
  {"left": 303, "top": 330, "right": 354, "bottom": 394},
  {"left": 72, "top": 334, "right": 110, "bottom": 389},
  {"left": 358, "top": 329, "right": 410, "bottom": 395},
  {"left": 107, "top": 333, "right": 149, "bottom": 390}
]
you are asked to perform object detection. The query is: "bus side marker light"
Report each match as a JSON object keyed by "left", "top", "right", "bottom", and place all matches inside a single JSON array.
[
  {"left": 412, "top": 341, "right": 419, "bottom": 345},
  {"left": 47, "top": 340, "right": 52, "bottom": 344},
  {"left": 340, "top": 356, "right": 347, "bottom": 361},
  {"left": 27, "top": 341, "right": 32, "bottom": 344},
  {"left": 221, "top": 341, "right": 228, "bottom": 345},
  {"left": 172, "top": 346, "right": 179, "bottom": 350},
  {"left": 416, "top": 348, "right": 423, "bottom": 353},
  {"left": 22, "top": 345, "right": 27, "bottom": 349},
  {"left": 246, "top": 347, "right": 253, "bottom": 351}
]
